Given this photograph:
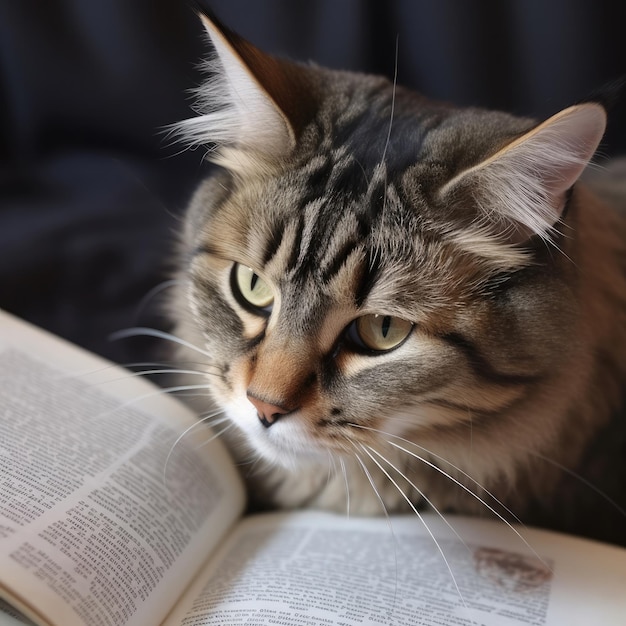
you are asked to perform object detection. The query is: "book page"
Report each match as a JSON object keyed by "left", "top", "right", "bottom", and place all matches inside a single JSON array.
[
  {"left": 165, "top": 511, "right": 626, "bottom": 626},
  {"left": 0, "top": 311, "right": 246, "bottom": 626},
  {"left": 0, "top": 599, "right": 35, "bottom": 626}
]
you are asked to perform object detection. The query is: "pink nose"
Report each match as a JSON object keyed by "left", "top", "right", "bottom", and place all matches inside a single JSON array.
[{"left": 247, "top": 394, "right": 291, "bottom": 428}]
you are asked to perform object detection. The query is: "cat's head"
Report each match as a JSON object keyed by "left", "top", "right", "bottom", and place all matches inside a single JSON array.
[{"left": 175, "top": 12, "right": 606, "bottom": 471}]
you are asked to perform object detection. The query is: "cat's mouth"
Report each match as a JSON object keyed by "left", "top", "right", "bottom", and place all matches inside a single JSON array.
[{"left": 225, "top": 399, "right": 347, "bottom": 466}]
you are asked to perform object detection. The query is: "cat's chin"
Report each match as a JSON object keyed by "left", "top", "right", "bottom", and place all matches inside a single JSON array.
[
  {"left": 242, "top": 428, "right": 332, "bottom": 470},
  {"left": 246, "top": 436, "right": 329, "bottom": 470}
]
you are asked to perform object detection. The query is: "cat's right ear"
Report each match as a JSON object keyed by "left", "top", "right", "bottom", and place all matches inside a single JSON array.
[{"left": 176, "top": 11, "right": 313, "bottom": 172}]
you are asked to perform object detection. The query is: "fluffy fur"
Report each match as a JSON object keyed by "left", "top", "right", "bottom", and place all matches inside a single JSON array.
[{"left": 170, "top": 12, "right": 626, "bottom": 545}]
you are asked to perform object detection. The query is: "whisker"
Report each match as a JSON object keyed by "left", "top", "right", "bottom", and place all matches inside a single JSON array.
[
  {"left": 352, "top": 448, "right": 399, "bottom": 619},
  {"left": 123, "top": 368, "right": 219, "bottom": 379},
  {"left": 110, "top": 327, "right": 214, "bottom": 360},
  {"left": 360, "top": 444, "right": 467, "bottom": 609},
  {"left": 353, "top": 448, "right": 389, "bottom": 519},
  {"left": 135, "top": 279, "right": 185, "bottom": 321},
  {"left": 350, "top": 424, "right": 549, "bottom": 567},
  {"left": 326, "top": 451, "right": 337, "bottom": 489},
  {"left": 53, "top": 361, "right": 197, "bottom": 382},
  {"left": 85, "top": 369, "right": 221, "bottom": 390},
  {"left": 94, "top": 383, "right": 212, "bottom": 420},
  {"left": 519, "top": 446, "right": 626, "bottom": 518},
  {"left": 161, "top": 391, "right": 214, "bottom": 399},
  {"left": 364, "top": 444, "right": 469, "bottom": 550},
  {"left": 148, "top": 383, "right": 212, "bottom": 394},
  {"left": 162, "top": 409, "right": 228, "bottom": 486},
  {"left": 352, "top": 424, "right": 524, "bottom": 523},
  {"left": 123, "top": 361, "right": 218, "bottom": 372},
  {"left": 339, "top": 456, "right": 350, "bottom": 517},
  {"left": 194, "top": 421, "right": 235, "bottom": 451},
  {"left": 243, "top": 454, "right": 269, "bottom": 480},
  {"left": 390, "top": 442, "right": 548, "bottom": 567},
  {"left": 389, "top": 440, "right": 525, "bottom": 525},
  {"left": 108, "top": 156, "right": 184, "bottom": 222}
]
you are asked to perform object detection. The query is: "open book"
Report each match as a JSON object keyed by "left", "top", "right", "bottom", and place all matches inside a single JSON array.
[{"left": 0, "top": 309, "right": 624, "bottom": 626}]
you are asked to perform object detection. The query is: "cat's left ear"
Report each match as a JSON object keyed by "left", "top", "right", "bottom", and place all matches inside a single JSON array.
[
  {"left": 441, "top": 103, "right": 606, "bottom": 242},
  {"left": 177, "top": 11, "right": 314, "bottom": 170}
]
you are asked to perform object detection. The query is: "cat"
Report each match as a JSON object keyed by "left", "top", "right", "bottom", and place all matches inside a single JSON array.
[{"left": 169, "top": 9, "right": 626, "bottom": 546}]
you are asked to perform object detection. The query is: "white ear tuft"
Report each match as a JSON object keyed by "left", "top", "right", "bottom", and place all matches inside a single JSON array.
[
  {"left": 175, "top": 15, "right": 295, "bottom": 170},
  {"left": 442, "top": 103, "right": 606, "bottom": 241}
]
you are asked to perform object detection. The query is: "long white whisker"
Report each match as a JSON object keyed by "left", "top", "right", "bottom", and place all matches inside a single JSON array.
[
  {"left": 352, "top": 448, "right": 399, "bottom": 620},
  {"left": 195, "top": 422, "right": 235, "bottom": 451},
  {"left": 125, "top": 368, "right": 219, "bottom": 379},
  {"left": 54, "top": 361, "right": 213, "bottom": 382},
  {"left": 135, "top": 279, "right": 184, "bottom": 319},
  {"left": 145, "top": 383, "right": 212, "bottom": 395},
  {"left": 163, "top": 409, "right": 227, "bottom": 487},
  {"left": 360, "top": 444, "right": 467, "bottom": 609},
  {"left": 88, "top": 369, "right": 220, "bottom": 389},
  {"left": 390, "top": 440, "right": 547, "bottom": 567},
  {"left": 353, "top": 449, "right": 388, "bottom": 519},
  {"left": 110, "top": 327, "right": 214, "bottom": 360},
  {"left": 325, "top": 451, "right": 335, "bottom": 486},
  {"left": 123, "top": 361, "right": 219, "bottom": 371},
  {"left": 95, "top": 384, "right": 212, "bottom": 420},
  {"left": 350, "top": 424, "right": 549, "bottom": 567},
  {"left": 389, "top": 440, "right": 525, "bottom": 524},
  {"left": 519, "top": 446, "right": 626, "bottom": 518},
  {"left": 339, "top": 456, "right": 350, "bottom": 518},
  {"left": 365, "top": 444, "right": 469, "bottom": 550},
  {"left": 352, "top": 424, "right": 524, "bottom": 524},
  {"left": 243, "top": 454, "right": 268, "bottom": 479},
  {"left": 165, "top": 429, "right": 231, "bottom": 487}
]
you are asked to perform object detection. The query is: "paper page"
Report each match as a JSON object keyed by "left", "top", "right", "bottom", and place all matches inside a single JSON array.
[
  {"left": 0, "top": 311, "right": 246, "bottom": 626},
  {"left": 0, "top": 599, "right": 35, "bottom": 626},
  {"left": 164, "top": 511, "right": 626, "bottom": 626}
]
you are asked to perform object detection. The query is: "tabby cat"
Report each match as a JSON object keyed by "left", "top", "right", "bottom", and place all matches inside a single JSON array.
[{"left": 171, "top": 11, "right": 626, "bottom": 545}]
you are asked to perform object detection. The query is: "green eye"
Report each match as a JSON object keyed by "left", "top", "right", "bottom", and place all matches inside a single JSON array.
[
  {"left": 353, "top": 314, "right": 413, "bottom": 351},
  {"left": 232, "top": 264, "right": 274, "bottom": 312}
]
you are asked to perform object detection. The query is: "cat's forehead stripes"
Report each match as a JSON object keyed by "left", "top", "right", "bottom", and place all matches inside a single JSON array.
[
  {"left": 232, "top": 171, "right": 459, "bottom": 328},
  {"left": 264, "top": 159, "right": 400, "bottom": 273}
]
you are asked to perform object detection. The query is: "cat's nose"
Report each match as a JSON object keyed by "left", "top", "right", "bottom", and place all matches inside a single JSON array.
[{"left": 247, "top": 394, "right": 291, "bottom": 428}]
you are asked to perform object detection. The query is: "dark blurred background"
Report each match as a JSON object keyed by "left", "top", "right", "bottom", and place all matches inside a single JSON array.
[{"left": 1, "top": 0, "right": 625, "bottom": 364}]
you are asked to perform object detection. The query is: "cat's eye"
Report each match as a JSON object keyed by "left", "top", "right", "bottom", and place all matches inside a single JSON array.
[
  {"left": 232, "top": 264, "right": 274, "bottom": 313},
  {"left": 350, "top": 314, "right": 413, "bottom": 352}
]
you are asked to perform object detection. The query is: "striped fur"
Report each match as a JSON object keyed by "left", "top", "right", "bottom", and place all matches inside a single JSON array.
[{"left": 172, "top": 13, "right": 626, "bottom": 543}]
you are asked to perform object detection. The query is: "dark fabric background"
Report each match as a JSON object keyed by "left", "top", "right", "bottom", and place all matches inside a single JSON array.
[{"left": 1, "top": 0, "right": 625, "bottom": 364}]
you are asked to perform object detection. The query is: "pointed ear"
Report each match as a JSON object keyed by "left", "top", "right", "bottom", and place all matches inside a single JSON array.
[
  {"left": 440, "top": 103, "right": 607, "bottom": 242},
  {"left": 176, "top": 12, "right": 314, "bottom": 170}
]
